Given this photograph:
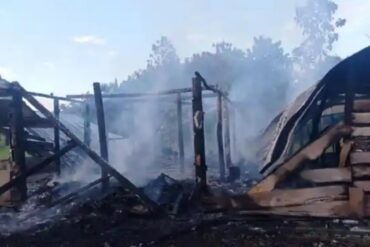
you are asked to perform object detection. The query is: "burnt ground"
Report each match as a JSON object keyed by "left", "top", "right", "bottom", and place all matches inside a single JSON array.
[
  {"left": 1, "top": 185, "right": 370, "bottom": 247},
  {"left": 2, "top": 213, "right": 370, "bottom": 247},
  {"left": 0, "top": 168, "right": 368, "bottom": 247}
]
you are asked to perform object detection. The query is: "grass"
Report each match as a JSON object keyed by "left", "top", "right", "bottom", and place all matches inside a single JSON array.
[{"left": 0, "top": 134, "right": 10, "bottom": 160}]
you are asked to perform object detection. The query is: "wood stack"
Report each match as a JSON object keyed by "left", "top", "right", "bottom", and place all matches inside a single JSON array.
[{"left": 206, "top": 97, "right": 370, "bottom": 218}]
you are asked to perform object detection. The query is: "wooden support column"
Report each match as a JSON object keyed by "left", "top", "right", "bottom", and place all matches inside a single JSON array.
[
  {"left": 53, "top": 96, "right": 61, "bottom": 175},
  {"left": 192, "top": 76, "right": 207, "bottom": 192},
  {"left": 10, "top": 88, "right": 27, "bottom": 200},
  {"left": 83, "top": 102, "right": 91, "bottom": 147},
  {"left": 223, "top": 98, "right": 232, "bottom": 169},
  {"left": 176, "top": 93, "right": 185, "bottom": 173},
  {"left": 217, "top": 92, "right": 226, "bottom": 181},
  {"left": 93, "top": 82, "right": 109, "bottom": 191},
  {"left": 231, "top": 107, "right": 237, "bottom": 160}
]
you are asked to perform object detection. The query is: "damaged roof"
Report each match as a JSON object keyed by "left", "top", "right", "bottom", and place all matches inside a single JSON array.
[{"left": 259, "top": 46, "right": 370, "bottom": 176}]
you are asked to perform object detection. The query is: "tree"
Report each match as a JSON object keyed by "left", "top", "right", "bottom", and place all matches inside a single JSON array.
[
  {"left": 147, "top": 36, "right": 180, "bottom": 68},
  {"left": 293, "top": 0, "right": 345, "bottom": 85}
]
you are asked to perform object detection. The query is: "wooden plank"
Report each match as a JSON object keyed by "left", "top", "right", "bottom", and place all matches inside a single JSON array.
[
  {"left": 349, "top": 187, "right": 365, "bottom": 217},
  {"left": 176, "top": 93, "right": 185, "bottom": 173},
  {"left": 353, "top": 99, "right": 370, "bottom": 112},
  {"left": 354, "top": 181, "right": 370, "bottom": 192},
  {"left": 353, "top": 165, "right": 370, "bottom": 178},
  {"left": 17, "top": 82, "right": 161, "bottom": 212},
  {"left": 192, "top": 76, "right": 207, "bottom": 191},
  {"left": 300, "top": 168, "right": 351, "bottom": 183},
  {"left": 10, "top": 88, "right": 27, "bottom": 200},
  {"left": 93, "top": 83, "right": 109, "bottom": 191},
  {"left": 238, "top": 201, "right": 351, "bottom": 218},
  {"left": 350, "top": 152, "right": 370, "bottom": 165},
  {"left": 216, "top": 92, "right": 225, "bottom": 181},
  {"left": 352, "top": 112, "right": 370, "bottom": 125},
  {"left": 249, "top": 123, "right": 353, "bottom": 193},
  {"left": 205, "top": 186, "right": 347, "bottom": 210},
  {"left": 352, "top": 127, "right": 370, "bottom": 137},
  {"left": 322, "top": 105, "right": 344, "bottom": 116},
  {"left": 249, "top": 186, "right": 347, "bottom": 208}
]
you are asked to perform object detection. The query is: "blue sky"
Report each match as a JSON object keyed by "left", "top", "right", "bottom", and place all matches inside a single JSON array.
[{"left": 0, "top": 0, "right": 369, "bottom": 95}]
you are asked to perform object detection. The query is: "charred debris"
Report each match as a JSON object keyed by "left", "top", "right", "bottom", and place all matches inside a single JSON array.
[{"left": 1, "top": 47, "right": 370, "bottom": 245}]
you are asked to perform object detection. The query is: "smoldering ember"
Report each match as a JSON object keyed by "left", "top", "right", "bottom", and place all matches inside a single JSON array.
[{"left": 1, "top": 1, "right": 370, "bottom": 247}]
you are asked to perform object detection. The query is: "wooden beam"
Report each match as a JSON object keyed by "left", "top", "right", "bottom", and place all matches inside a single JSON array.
[
  {"left": 10, "top": 88, "right": 27, "bottom": 200},
  {"left": 350, "top": 152, "right": 370, "bottom": 165},
  {"left": 354, "top": 181, "right": 370, "bottom": 192},
  {"left": 206, "top": 185, "right": 347, "bottom": 210},
  {"left": 28, "top": 91, "right": 82, "bottom": 103},
  {"left": 300, "top": 168, "right": 351, "bottom": 184},
  {"left": 353, "top": 99, "right": 370, "bottom": 112},
  {"left": 53, "top": 97, "right": 61, "bottom": 175},
  {"left": 0, "top": 142, "right": 76, "bottom": 198},
  {"left": 217, "top": 92, "right": 225, "bottom": 181},
  {"left": 176, "top": 93, "right": 184, "bottom": 173},
  {"left": 223, "top": 97, "right": 232, "bottom": 169},
  {"left": 16, "top": 82, "right": 160, "bottom": 212},
  {"left": 66, "top": 86, "right": 216, "bottom": 99},
  {"left": 352, "top": 127, "right": 370, "bottom": 137},
  {"left": 192, "top": 76, "right": 207, "bottom": 192},
  {"left": 249, "top": 123, "right": 353, "bottom": 194},
  {"left": 352, "top": 113, "right": 370, "bottom": 125},
  {"left": 250, "top": 186, "right": 347, "bottom": 208},
  {"left": 93, "top": 83, "right": 109, "bottom": 191},
  {"left": 353, "top": 165, "right": 370, "bottom": 178},
  {"left": 239, "top": 201, "right": 350, "bottom": 218}
]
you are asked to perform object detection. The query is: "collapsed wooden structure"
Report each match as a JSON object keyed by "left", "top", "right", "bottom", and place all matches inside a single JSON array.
[
  {"left": 208, "top": 46, "right": 370, "bottom": 218},
  {"left": 0, "top": 73, "right": 235, "bottom": 213},
  {"left": 3, "top": 46, "right": 370, "bottom": 220}
]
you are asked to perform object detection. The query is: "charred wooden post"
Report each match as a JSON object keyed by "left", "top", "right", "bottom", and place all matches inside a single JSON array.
[
  {"left": 217, "top": 92, "right": 226, "bottom": 181},
  {"left": 93, "top": 82, "right": 109, "bottom": 191},
  {"left": 176, "top": 93, "right": 185, "bottom": 173},
  {"left": 9, "top": 87, "right": 27, "bottom": 200},
  {"left": 192, "top": 75, "right": 207, "bottom": 192},
  {"left": 53, "top": 96, "right": 61, "bottom": 175},
  {"left": 223, "top": 97, "right": 232, "bottom": 169},
  {"left": 231, "top": 107, "right": 237, "bottom": 159},
  {"left": 83, "top": 102, "right": 91, "bottom": 147}
]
